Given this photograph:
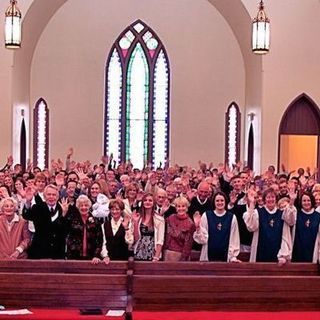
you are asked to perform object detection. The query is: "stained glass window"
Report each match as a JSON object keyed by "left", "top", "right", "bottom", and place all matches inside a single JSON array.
[
  {"left": 105, "top": 20, "right": 170, "bottom": 169},
  {"left": 33, "top": 98, "right": 49, "bottom": 169},
  {"left": 225, "top": 103, "right": 241, "bottom": 168}
]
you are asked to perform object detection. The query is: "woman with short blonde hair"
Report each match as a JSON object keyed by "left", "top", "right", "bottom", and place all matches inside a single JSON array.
[
  {"left": 164, "top": 196, "right": 195, "bottom": 261},
  {"left": 76, "top": 194, "right": 92, "bottom": 210},
  {"left": 122, "top": 182, "right": 141, "bottom": 217}
]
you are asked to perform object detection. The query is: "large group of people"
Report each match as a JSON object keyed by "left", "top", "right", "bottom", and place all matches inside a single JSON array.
[{"left": 0, "top": 150, "right": 319, "bottom": 264}]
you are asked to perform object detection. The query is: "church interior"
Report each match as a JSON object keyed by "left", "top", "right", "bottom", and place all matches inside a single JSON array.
[
  {"left": 1, "top": 1, "right": 320, "bottom": 319},
  {"left": 1, "top": 0, "right": 320, "bottom": 173}
]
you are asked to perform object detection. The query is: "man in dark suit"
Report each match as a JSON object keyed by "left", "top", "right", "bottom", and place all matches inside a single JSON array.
[
  {"left": 188, "top": 181, "right": 213, "bottom": 218},
  {"left": 23, "top": 184, "right": 67, "bottom": 259},
  {"left": 187, "top": 181, "right": 213, "bottom": 254},
  {"left": 228, "top": 175, "right": 253, "bottom": 253}
]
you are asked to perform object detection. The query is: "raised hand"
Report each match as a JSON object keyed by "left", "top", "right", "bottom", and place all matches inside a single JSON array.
[
  {"left": 7, "top": 155, "right": 13, "bottom": 166},
  {"left": 162, "top": 199, "right": 170, "bottom": 214},
  {"left": 131, "top": 210, "right": 140, "bottom": 224},
  {"left": 59, "top": 198, "right": 70, "bottom": 217},
  {"left": 67, "top": 147, "right": 74, "bottom": 158},
  {"left": 69, "top": 160, "right": 76, "bottom": 171},
  {"left": 247, "top": 188, "right": 256, "bottom": 205},
  {"left": 75, "top": 168, "right": 87, "bottom": 181},
  {"left": 27, "top": 159, "right": 32, "bottom": 171},
  {"left": 288, "top": 180, "right": 296, "bottom": 192},
  {"left": 84, "top": 160, "right": 91, "bottom": 171},
  {"left": 211, "top": 175, "right": 219, "bottom": 187},
  {"left": 186, "top": 188, "right": 196, "bottom": 201},
  {"left": 122, "top": 215, "right": 130, "bottom": 230},
  {"left": 229, "top": 191, "right": 237, "bottom": 205},
  {"left": 51, "top": 159, "right": 58, "bottom": 171},
  {"left": 57, "top": 158, "right": 63, "bottom": 169},
  {"left": 101, "top": 155, "right": 109, "bottom": 164},
  {"left": 225, "top": 165, "right": 234, "bottom": 179},
  {"left": 25, "top": 186, "right": 35, "bottom": 203},
  {"left": 217, "top": 163, "right": 225, "bottom": 175},
  {"left": 288, "top": 169, "right": 296, "bottom": 176},
  {"left": 236, "top": 161, "right": 242, "bottom": 169},
  {"left": 55, "top": 174, "right": 65, "bottom": 187},
  {"left": 193, "top": 211, "right": 201, "bottom": 229},
  {"left": 115, "top": 193, "right": 123, "bottom": 200},
  {"left": 288, "top": 181, "right": 297, "bottom": 204}
]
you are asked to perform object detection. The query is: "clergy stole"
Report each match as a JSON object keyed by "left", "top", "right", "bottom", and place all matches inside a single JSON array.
[
  {"left": 292, "top": 211, "right": 320, "bottom": 262},
  {"left": 256, "top": 207, "right": 283, "bottom": 262},
  {"left": 206, "top": 211, "right": 233, "bottom": 262}
]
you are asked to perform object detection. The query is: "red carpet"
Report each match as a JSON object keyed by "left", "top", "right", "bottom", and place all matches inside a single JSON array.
[
  {"left": 0, "top": 309, "right": 124, "bottom": 320},
  {"left": 0, "top": 310, "right": 320, "bottom": 320},
  {"left": 133, "top": 311, "right": 320, "bottom": 320}
]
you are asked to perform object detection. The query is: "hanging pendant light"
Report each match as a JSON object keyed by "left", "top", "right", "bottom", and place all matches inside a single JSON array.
[
  {"left": 252, "top": 1, "right": 270, "bottom": 54},
  {"left": 4, "top": 0, "right": 22, "bottom": 49}
]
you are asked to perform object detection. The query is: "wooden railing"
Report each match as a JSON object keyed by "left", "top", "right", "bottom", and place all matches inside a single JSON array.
[
  {"left": 132, "top": 261, "right": 320, "bottom": 311},
  {"left": 0, "top": 259, "right": 319, "bottom": 319},
  {"left": 0, "top": 260, "right": 130, "bottom": 318}
]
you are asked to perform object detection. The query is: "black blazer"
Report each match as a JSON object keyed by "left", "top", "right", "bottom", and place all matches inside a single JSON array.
[{"left": 22, "top": 202, "right": 67, "bottom": 259}]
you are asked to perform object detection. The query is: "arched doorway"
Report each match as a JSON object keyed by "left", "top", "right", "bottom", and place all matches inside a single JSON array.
[{"left": 278, "top": 94, "right": 320, "bottom": 172}]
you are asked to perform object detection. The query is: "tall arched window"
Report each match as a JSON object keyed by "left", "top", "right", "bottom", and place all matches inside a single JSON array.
[
  {"left": 105, "top": 20, "right": 170, "bottom": 169},
  {"left": 225, "top": 102, "right": 241, "bottom": 168},
  {"left": 33, "top": 98, "right": 49, "bottom": 169}
]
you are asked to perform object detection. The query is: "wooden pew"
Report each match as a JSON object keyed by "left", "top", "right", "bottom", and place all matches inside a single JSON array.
[
  {"left": 0, "top": 260, "right": 319, "bottom": 317},
  {"left": 132, "top": 262, "right": 320, "bottom": 311},
  {"left": 0, "top": 260, "right": 131, "bottom": 319}
]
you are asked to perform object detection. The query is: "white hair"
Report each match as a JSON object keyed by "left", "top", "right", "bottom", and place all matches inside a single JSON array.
[{"left": 0, "top": 197, "right": 18, "bottom": 212}]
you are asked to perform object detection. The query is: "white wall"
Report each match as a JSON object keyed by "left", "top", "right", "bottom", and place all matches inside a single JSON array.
[
  {"left": 260, "top": 0, "right": 320, "bottom": 171},
  {"left": 30, "top": 0, "right": 245, "bottom": 166},
  {"left": 2, "top": 0, "right": 319, "bottom": 171}
]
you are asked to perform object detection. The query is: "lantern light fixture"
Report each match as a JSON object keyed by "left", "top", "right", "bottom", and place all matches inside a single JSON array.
[
  {"left": 252, "top": 0, "right": 270, "bottom": 55},
  {"left": 5, "top": 0, "right": 22, "bottom": 49}
]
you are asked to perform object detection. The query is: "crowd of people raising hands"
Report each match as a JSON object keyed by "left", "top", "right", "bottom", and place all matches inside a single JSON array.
[{"left": 0, "top": 149, "right": 319, "bottom": 265}]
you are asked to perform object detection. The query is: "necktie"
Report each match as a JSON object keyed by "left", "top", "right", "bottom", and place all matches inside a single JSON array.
[
  {"left": 83, "top": 224, "right": 88, "bottom": 257},
  {"left": 50, "top": 207, "right": 55, "bottom": 217}
]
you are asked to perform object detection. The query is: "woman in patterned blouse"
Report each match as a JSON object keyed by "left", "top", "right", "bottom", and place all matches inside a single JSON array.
[{"left": 132, "top": 193, "right": 165, "bottom": 261}]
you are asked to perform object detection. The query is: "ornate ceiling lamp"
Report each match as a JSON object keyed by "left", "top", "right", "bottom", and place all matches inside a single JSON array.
[
  {"left": 252, "top": 1, "right": 270, "bottom": 54},
  {"left": 5, "top": 0, "right": 22, "bottom": 49}
]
